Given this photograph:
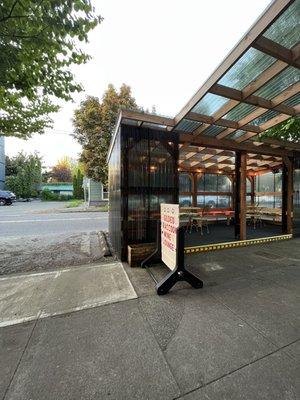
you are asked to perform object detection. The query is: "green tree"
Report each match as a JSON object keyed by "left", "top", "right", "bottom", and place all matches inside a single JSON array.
[
  {"left": 261, "top": 117, "right": 300, "bottom": 143},
  {"left": 49, "top": 157, "right": 74, "bottom": 182},
  {"left": 5, "top": 152, "right": 42, "bottom": 198},
  {"left": 0, "top": 0, "right": 102, "bottom": 138},
  {"left": 73, "top": 168, "right": 84, "bottom": 199},
  {"left": 72, "top": 84, "right": 141, "bottom": 186}
]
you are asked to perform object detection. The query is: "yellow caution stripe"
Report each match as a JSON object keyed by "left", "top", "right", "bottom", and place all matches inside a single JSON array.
[{"left": 184, "top": 234, "right": 292, "bottom": 254}]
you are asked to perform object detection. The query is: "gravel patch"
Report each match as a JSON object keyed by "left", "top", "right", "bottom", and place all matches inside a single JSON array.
[{"left": 0, "top": 231, "right": 112, "bottom": 275}]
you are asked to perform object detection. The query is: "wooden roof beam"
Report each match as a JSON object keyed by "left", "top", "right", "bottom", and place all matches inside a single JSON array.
[
  {"left": 179, "top": 132, "right": 293, "bottom": 157},
  {"left": 210, "top": 83, "right": 296, "bottom": 116},
  {"left": 221, "top": 81, "right": 300, "bottom": 142},
  {"left": 121, "top": 110, "right": 174, "bottom": 127},
  {"left": 186, "top": 111, "right": 261, "bottom": 133},
  {"left": 259, "top": 137, "right": 300, "bottom": 151},
  {"left": 253, "top": 36, "right": 300, "bottom": 69}
]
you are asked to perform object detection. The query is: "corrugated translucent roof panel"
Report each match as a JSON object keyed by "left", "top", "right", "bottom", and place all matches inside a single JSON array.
[
  {"left": 175, "top": 119, "right": 202, "bottom": 132},
  {"left": 171, "top": 0, "right": 300, "bottom": 144},
  {"left": 254, "top": 67, "right": 300, "bottom": 99},
  {"left": 192, "top": 93, "right": 229, "bottom": 116},
  {"left": 202, "top": 125, "right": 226, "bottom": 137},
  {"left": 250, "top": 110, "right": 281, "bottom": 126},
  {"left": 283, "top": 92, "right": 300, "bottom": 107},
  {"left": 263, "top": 0, "right": 300, "bottom": 49},
  {"left": 224, "top": 103, "right": 258, "bottom": 121},
  {"left": 226, "top": 130, "right": 246, "bottom": 140},
  {"left": 218, "top": 48, "right": 276, "bottom": 90}
]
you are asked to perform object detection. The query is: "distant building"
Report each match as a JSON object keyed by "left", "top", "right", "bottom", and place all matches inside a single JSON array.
[
  {"left": 83, "top": 177, "right": 108, "bottom": 206},
  {"left": 42, "top": 183, "right": 73, "bottom": 196},
  {"left": 0, "top": 137, "right": 5, "bottom": 190}
]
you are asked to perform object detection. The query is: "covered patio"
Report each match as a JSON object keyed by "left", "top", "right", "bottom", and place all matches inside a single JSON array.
[{"left": 108, "top": 0, "right": 300, "bottom": 261}]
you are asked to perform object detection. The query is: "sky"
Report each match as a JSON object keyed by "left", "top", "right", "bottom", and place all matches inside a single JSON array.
[{"left": 5, "top": 0, "right": 272, "bottom": 167}]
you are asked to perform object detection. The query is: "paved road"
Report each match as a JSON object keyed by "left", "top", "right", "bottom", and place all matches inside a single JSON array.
[{"left": 0, "top": 201, "right": 108, "bottom": 237}]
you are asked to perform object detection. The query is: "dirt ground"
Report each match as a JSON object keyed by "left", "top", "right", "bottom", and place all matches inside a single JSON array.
[{"left": 0, "top": 231, "right": 112, "bottom": 275}]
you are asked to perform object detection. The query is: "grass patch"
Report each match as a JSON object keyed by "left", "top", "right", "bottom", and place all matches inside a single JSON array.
[
  {"left": 65, "top": 199, "right": 84, "bottom": 208},
  {"left": 98, "top": 204, "right": 109, "bottom": 212}
]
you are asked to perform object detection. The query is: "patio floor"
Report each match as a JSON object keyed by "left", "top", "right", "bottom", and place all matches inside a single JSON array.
[{"left": 184, "top": 222, "right": 283, "bottom": 247}]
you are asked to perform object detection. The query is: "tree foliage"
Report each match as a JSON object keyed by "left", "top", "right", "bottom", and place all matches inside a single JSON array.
[
  {"left": 73, "top": 84, "right": 141, "bottom": 186},
  {"left": 0, "top": 0, "right": 102, "bottom": 138},
  {"left": 50, "top": 166, "right": 72, "bottom": 182},
  {"left": 73, "top": 168, "right": 84, "bottom": 199},
  {"left": 5, "top": 152, "right": 42, "bottom": 198},
  {"left": 261, "top": 117, "right": 300, "bottom": 143},
  {"left": 49, "top": 157, "right": 74, "bottom": 182}
]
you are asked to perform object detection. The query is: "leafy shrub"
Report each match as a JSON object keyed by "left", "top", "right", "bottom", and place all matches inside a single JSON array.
[{"left": 41, "top": 189, "right": 73, "bottom": 201}]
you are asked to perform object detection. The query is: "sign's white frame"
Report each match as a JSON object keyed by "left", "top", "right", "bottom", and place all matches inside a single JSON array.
[{"left": 160, "top": 203, "right": 179, "bottom": 271}]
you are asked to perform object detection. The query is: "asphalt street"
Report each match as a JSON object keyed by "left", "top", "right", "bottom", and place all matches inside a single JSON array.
[{"left": 0, "top": 201, "right": 108, "bottom": 237}]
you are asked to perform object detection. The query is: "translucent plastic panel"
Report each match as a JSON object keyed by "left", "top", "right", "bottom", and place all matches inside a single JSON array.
[
  {"left": 257, "top": 195, "right": 275, "bottom": 208},
  {"left": 256, "top": 172, "right": 274, "bottom": 192},
  {"left": 226, "top": 130, "right": 246, "bottom": 140},
  {"left": 246, "top": 178, "right": 251, "bottom": 193},
  {"left": 217, "top": 175, "right": 232, "bottom": 192},
  {"left": 192, "top": 93, "right": 229, "bottom": 116},
  {"left": 224, "top": 103, "right": 257, "bottom": 121},
  {"left": 204, "top": 195, "right": 218, "bottom": 208},
  {"left": 263, "top": 1, "right": 300, "bottom": 49},
  {"left": 217, "top": 196, "right": 231, "bottom": 209},
  {"left": 202, "top": 125, "right": 225, "bottom": 137},
  {"left": 283, "top": 93, "right": 300, "bottom": 107},
  {"left": 197, "top": 195, "right": 205, "bottom": 207},
  {"left": 275, "top": 172, "right": 282, "bottom": 192},
  {"left": 254, "top": 67, "right": 300, "bottom": 100},
  {"left": 204, "top": 174, "right": 218, "bottom": 191},
  {"left": 175, "top": 119, "right": 201, "bottom": 132},
  {"left": 250, "top": 110, "right": 280, "bottom": 126},
  {"left": 198, "top": 175, "right": 205, "bottom": 191},
  {"left": 179, "top": 172, "right": 192, "bottom": 192},
  {"left": 179, "top": 195, "right": 192, "bottom": 207},
  {"left": 196, "top": 195, "right": 231, "bottom": 209},
  {"left": 218, "top": 48, "right": 276, "bottom": 90}
]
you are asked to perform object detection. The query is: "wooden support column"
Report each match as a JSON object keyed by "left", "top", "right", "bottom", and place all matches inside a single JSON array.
[
  {"left": 282, "top": 156, "right": 293, "bottom": 234},
  {"left": 235, "top": 151, "right": 247, "bottom": 240}
]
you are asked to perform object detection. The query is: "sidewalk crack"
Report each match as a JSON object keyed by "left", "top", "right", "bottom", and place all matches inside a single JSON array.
[{"left": 2, "top": 312, "right": 41, "bottom": 400}]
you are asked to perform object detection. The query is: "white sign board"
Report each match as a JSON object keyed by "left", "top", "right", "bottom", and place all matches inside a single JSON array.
[{"left": 161, "top": 203, "right": 179, "bottom": 271}]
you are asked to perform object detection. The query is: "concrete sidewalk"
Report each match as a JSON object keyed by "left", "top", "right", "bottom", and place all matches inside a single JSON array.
[
  {"left": 0, "top": 262, "right": 137, "bottom": 327},
  {"left": 0, "top": 239, "right": 299, "bottom": 400}
]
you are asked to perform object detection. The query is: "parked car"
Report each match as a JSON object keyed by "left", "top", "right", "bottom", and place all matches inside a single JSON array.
[
  {"left": 0, "top": 190, "right": 13, "bottom": 206},
  {"left": 4, "top": 191, "right": 16, "bottom": 202}
]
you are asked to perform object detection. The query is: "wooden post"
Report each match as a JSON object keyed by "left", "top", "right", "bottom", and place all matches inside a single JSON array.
[
  {"left": 235, "top": 151, "right": 247, "bottom": 240},
  {"left": 282, "top": 156, "right": 293, "bottom": 234}
]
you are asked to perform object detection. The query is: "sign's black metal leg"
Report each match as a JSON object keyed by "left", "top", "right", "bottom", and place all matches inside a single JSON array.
[
  {"left": 156, "top": 267, "right": 203, "bottom": 295},
  {"left": 179, "top": 269, "right": 203, "bottom": 289},
  {"left": 156, "top": 226, "right": 203, "bottom": 295},
  {"left": 156, "top": 269, "right": 181, "bottom": 295}
]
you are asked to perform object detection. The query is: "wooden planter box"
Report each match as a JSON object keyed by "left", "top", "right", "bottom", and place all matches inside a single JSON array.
[{"left": 127, "top": 243, "right": 156, "bottom": 268}]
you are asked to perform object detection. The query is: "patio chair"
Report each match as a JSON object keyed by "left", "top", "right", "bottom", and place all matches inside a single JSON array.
[
  {"left": 246, "top": 206, "right": 262, "bottom": 229},
  {"left": 179, "top": 213, "right": 192, "bottom": 232},
  {"left": 191, "top": 209, "right": 210, "bottom": 235}
]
